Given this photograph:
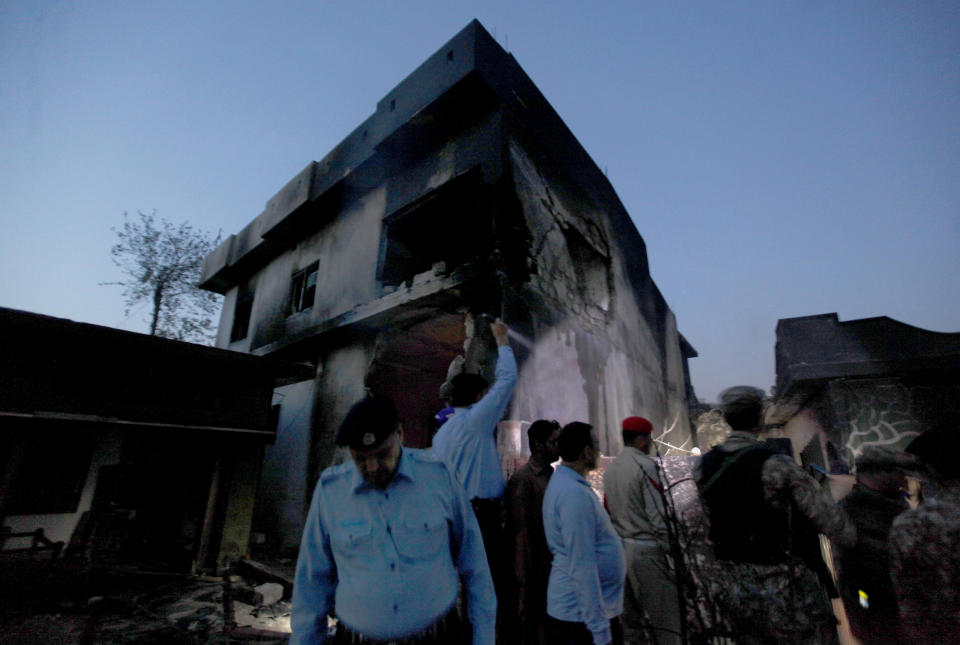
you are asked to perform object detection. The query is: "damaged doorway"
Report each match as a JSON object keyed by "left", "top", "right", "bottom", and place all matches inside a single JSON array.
[
  {"left": 79, "top": 436, "right": 216, "bottom": 572},
  {"left": 365, "top": 313, "right": 466, "bottom": 449}
]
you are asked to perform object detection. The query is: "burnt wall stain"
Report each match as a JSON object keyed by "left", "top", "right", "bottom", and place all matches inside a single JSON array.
[{"left": 202, "top": 20, "right": 700, "bottom": 542}]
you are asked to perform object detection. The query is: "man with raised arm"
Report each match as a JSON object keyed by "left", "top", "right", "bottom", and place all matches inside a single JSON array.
[{"left": 431, "top": 317, "right": 517, "bottom": 577}]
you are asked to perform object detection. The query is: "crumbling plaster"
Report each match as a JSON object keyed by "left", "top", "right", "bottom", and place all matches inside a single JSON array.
[{"left": 506, "top": 140, "right": 693, "bottom": 454}]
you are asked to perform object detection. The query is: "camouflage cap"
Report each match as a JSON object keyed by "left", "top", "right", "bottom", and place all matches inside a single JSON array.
[
  {"left": 718, "top": 386, "right": 765, "bottom": 415},
  {"left": 717, "top": 386, "right": 766, "bottom": 432}
]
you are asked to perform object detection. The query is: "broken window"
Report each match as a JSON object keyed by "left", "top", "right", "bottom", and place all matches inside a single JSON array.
[
  {"left": 378, "top": 171, "right": 492, "bottom": 289},
  {"left": 230, "top": 289, "right": 254, "bottom": 342},
  {"left": 562, "top": 224, "right": 611, "bottom": 312},
  {"left": 290, "top": 262, "right": 318, "bottom": 314},
  {"left": 6, "top": 431, "right": 94, "bottom": 515}
]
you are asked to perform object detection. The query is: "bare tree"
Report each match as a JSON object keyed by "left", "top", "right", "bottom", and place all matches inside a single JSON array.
[{"left": 104, "top": 210, "right": 222, "bottom": 345}]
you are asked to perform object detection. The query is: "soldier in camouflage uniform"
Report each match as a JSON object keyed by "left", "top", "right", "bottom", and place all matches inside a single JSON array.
[
  {"left": 889, "top": 426, "right": 960, "bottom": 645},
  {"left": 834, "top": 446, "right": 915, "bottom": 645},
  {"left": 694, "top": 386, "right": 856, "bottom": 645}
]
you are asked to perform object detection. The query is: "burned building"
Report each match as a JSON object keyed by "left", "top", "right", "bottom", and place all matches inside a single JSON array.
[
  {"left": 200, "top": 20, "right": 698, "bottom": 551},
  {"left": 769, "top": 312, "right": 960, "bottom": 472},
  {"left": 0, "top": 307, "right": 311, "bottom": 571}
]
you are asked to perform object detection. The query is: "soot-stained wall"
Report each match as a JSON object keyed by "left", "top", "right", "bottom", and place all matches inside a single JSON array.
[
  {"left": 506, "top": 140, "right": 693, "bottom": 454},
  {"left": 202, "top": 20, "right": 698, "bottom": 547}
]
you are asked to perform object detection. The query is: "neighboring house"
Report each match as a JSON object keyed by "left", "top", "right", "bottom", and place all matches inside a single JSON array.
[
  {"left": 199, "top": 20, "right": 698, "bottom": 552},
  {"left": 769, "top": 313, "right": 960, "bottom": 472},
  {"left": 0, "top": 307, "right": 312, "bottom": 572}
]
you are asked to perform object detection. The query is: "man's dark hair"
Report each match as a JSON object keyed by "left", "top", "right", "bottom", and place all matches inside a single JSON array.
[
  {"left": 449, "top": 373, "right": 489, "bottom": 407},
  {"left": 558, "top": 421, "right": 594, "bottom": 462},
  {"left": 724, "top": 405, "right": 762, "bottom": 432},
  {"left": 528, "top": 419, "right": 560, "bottom": 447}
]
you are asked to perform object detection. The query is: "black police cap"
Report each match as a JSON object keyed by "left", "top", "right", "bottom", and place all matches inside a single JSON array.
[{"left": 336, "top": 395, "right": 399, "bottom": 451}]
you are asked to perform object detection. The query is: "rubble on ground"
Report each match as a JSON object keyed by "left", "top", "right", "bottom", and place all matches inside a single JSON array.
[{"left": 0, "top": 560, "right": 293, "bottom": 644}]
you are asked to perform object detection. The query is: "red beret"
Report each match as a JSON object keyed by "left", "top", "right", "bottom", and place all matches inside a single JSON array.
[{"left": 622, "top": 416, "right": 653, "bottom": 434}]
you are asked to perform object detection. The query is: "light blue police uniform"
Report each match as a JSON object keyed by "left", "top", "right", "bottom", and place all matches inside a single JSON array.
[
  {"left": 431, "top": 345, "right": 517, "bottom": 500},
  {"left": 290, "top": 448, "right": 496, "bottom": 644}
]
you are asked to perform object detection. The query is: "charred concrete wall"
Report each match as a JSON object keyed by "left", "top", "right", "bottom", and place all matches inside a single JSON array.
[
  {"left": 203, "top": 20, "right": 698, "bottom": 547},
  {"left": 506, "top": 140, "right": 692, "bottom": 454},
  {"left": 214, "top": 183, "right": 389, "bottom": 354}
]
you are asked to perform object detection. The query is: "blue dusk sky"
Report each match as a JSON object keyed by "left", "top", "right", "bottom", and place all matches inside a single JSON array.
[{"left": 1, "top": 2, "right": 958, "bottom": 403}]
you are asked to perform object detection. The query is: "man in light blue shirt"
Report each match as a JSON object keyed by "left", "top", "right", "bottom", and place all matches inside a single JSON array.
[
  {"left": 431, "top": 318, "right": 517, "bottom": 501},
  {"left": 431, "top": 318, "right": 517, "bottom": 579},
  {"left": 291, "top": 395, "right": 496, "bottom": 645},
  {"left": 543, "top": 421, "right": 626, "bottom": 645}
]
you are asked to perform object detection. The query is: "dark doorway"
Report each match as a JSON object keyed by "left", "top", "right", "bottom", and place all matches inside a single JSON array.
[{"left": 80, "top": 436, "right": 216, "bottom": 572}]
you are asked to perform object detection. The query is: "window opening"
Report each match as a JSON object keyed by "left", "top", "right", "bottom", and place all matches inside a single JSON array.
[
  {"left": 230, "top": 290, "right": 254, "bottom": 342},
  {"left": 379, "top": 172, "right": 491, "bottom": 289},
  {"left": 562, "top": 225, "right": 611, "bottom": 312},
  {"left": 6, "top": 432, "right": 94, "bottom": 515},
  {"left": 290, "top": 262, "right": 318, "bottom": 314}
]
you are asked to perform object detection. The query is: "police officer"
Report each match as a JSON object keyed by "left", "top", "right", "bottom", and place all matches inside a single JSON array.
[{"left": 291, "top": 395, "right": 496, "bottom": 645}]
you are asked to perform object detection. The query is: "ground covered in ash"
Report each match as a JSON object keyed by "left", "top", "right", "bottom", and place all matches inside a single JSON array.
[{"left": 0, "top": 560, "right": 293, "bottom": 644}]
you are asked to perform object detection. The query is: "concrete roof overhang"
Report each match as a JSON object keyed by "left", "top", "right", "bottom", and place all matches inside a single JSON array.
[
  {"left": 0, "top": 307, "right": 314, "bottom": 437},
  {"left": 249, "top": 263, "right": 489, "bottom": 362}
]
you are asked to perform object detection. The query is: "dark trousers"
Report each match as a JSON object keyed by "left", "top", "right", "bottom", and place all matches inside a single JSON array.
[
  {"left": 471, "top": 497, "right": 504, "bottom": 586},
  {"left": 547, "top": 615, "right": 623, "bottom": 645},
  {"left": 471, "top": 497, "right": 506, "bottom": 642}
]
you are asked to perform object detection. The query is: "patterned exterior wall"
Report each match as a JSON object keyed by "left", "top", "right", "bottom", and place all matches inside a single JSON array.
[{"left": 825, "top": 378, "right": 960, "bottom": 471}]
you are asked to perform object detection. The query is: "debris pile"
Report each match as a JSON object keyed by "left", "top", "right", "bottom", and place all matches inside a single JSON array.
[{"left": 0, "top": 560, "right": 293, "bottom": 644}]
